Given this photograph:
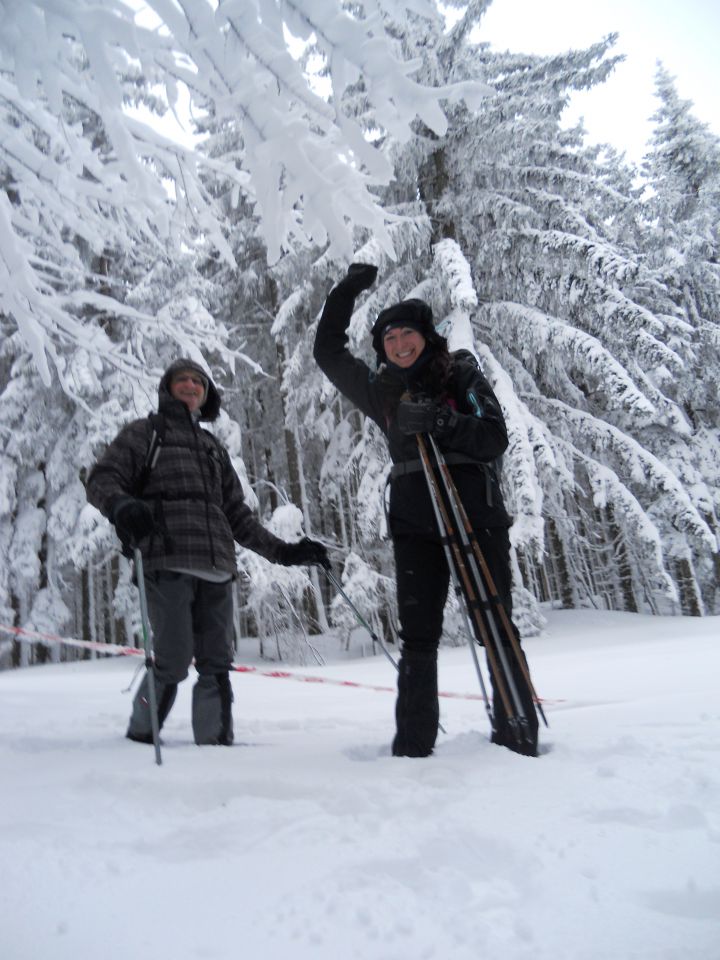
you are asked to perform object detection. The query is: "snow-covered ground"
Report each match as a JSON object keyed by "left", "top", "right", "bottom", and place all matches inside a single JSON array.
[{"left": 2, "top": 609, "right": 719, "bottom": 960}]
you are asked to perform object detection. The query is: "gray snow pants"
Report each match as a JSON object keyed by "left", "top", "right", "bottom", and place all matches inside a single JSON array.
[{"left": 126, "top": 571, "right": 235, "bottom": 745}]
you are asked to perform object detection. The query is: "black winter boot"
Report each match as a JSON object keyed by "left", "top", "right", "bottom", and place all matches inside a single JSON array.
[
  {"left": 392, "top": 647, "right": 439, "bottom": 757},
  {"left": 192, "top": 672, "right": 234, "bottom": 745},
  {"left": 126, "top": 676, "right": 177, "bottom": 743}
]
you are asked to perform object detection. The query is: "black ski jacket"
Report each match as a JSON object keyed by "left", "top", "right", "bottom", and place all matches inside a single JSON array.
[{"left": 314, "top": 280, "right": 513, "bottom": 536}]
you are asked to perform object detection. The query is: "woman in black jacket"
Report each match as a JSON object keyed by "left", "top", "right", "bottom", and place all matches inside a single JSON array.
[{"left": 314, "top": 264, "right": 538, "bottom": 757}]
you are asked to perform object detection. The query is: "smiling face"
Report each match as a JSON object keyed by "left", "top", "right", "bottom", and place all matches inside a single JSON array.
[
  {"left": 382, "top": 326, "right": 427, "bottom": 368},
  {"left": 170, "top": 370, "right": 206, "bottom": 412}
]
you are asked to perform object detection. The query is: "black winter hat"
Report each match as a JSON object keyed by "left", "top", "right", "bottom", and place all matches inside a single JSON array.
[{"left": 370, "top": 299, "right": 443, "bottom": 362}]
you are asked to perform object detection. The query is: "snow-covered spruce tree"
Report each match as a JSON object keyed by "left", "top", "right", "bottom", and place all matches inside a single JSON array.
[
  {"left": 0, "top": 245, "right": 243, "bottom": 667},
  {"left": 635, "top": 66, "right": 720, "bottom": 612},
  {"left": 0, "top": 70, "right": 146, "bottom": 664},
  {"left": 2, "top": 0, "right": 487, "bottom": 666},
  {"left": 194, "top": 144, "right": 411, "bottom": 654},
  {"left": 293, "top": 6, "right": 717, "bottom": 638},
  {"left": 390, "top": 18, "right": 718, "bottom": 616},
  {"left": 0, "top": 54, "right": 239, "bottom": 665}
]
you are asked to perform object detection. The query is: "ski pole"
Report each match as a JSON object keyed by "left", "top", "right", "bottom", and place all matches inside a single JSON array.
[
  {"left": 427, "top": 434, "right": 548, "bottom": 730},
  {"left": 416, "top": 432, "right": 537, "bottom": 753},
  {"left": 412, "top": 435, "right": 495, "bottom": 730},
  {"left": 322, "top": 565, "right": 398, "bottom": 671},
  {"left": 134, "top": 548, "right": 162, "bottom": 766},
  {"left": 422, "top": 433, "right": 527, "bottom": 725},
  {"left": 321, "top": 564, "right": 447, "bottom": 735}
]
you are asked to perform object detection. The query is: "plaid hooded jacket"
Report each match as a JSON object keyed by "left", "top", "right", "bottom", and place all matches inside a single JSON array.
[{"left": 86, "top": 358, "right": 287, "bottom": 575}]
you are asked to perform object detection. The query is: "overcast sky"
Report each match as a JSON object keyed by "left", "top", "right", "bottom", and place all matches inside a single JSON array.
[{"left": 478, "top": 0, "right": 720, "bottom": 163}]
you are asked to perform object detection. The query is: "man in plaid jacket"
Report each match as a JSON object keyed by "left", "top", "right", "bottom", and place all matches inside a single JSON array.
[{"left": 86, "top": 358, "right": 328, "bottom": 746}]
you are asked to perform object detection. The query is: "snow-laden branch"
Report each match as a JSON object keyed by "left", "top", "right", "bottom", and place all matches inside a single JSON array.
[
  {"left": 529, "top": 395, "right": 717, "bottom": 551},
  {"left": 431, "top": 238, "right": 478, "bottom": 353},
  {"left": 554, "top": 437, "right": 679, "bottom": 602},
  {"left": 3, "top": 0, "right": 485, "bottom": 262},
  {"left": 433, "top": 238, "right": 477, "bottom": 310},
  {"left": 0, "top": 0, "right": 490, "bottom": 380},
  {"left": 475, "top": 343, "right": 546, "bottom": 556},
  {"left": 488, "top": 301, "right": 663, "bottom": 425}
]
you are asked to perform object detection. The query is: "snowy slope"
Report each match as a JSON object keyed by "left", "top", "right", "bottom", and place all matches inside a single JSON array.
[{"left": 1, "top": 609, "right": 719, "bottom": 960}]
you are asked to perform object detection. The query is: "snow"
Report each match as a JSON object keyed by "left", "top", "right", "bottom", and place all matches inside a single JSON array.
[{"left": 2, "top": 609, "right": 719, "bottom": 960}]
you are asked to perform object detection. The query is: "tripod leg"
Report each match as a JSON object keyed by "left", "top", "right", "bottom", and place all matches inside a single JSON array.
[
  {"left": 490, "top": 653, "right": 538, "bottom": 755},
  {"left": 427, "top": 435, "right": 547, "bottom": 730},
  {"left": 415, "top": 435, "right": 515, "bottom": 732},
  {"left": 416, "top": 434, "right": 541, "bottom": 754}
]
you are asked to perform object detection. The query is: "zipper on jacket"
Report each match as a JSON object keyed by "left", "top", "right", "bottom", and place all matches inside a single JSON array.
[{"left": 188, "top": 410, "right": 218, "bottom": 569}]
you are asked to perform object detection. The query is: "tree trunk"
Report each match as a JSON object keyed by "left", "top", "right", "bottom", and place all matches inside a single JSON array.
[
  {"left": 674, "top": 556, "right": 704, "bottom": 617},
  {"left": 605, "top": 505, "right": 638, "bottom": 613},
  {"left": 545, "top": 517, "right": 574, "bottom": 608}
]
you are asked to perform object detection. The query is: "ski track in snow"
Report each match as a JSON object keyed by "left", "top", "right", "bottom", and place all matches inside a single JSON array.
[{"left": 1, "top": 609, "right": 719, "bottom": 960}]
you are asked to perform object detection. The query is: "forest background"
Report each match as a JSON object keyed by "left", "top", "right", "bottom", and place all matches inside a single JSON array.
[{"left": 1, "top": 0, "right": 718, "bottom": 671}]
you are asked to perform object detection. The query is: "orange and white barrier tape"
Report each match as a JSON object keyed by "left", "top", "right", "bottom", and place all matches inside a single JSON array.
[
  {"left": 230, "top": 664, "right": 485, "bottom": 700},
  {"left": 0, "top": 621, "right": 491, "bottom": 701},
  {"left": 0, "top": 622, "right": 139, "bottom": 656}
]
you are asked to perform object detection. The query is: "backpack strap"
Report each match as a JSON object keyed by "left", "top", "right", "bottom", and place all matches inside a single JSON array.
[
  {"left": 452, "top": 351, "right": 504, "bottom": 503},
  {"left": 133, "top": 413, "right": 166, "bottom": 497}
]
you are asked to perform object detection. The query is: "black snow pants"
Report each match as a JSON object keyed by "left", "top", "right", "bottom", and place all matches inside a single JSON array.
[
  {"left": 126, "top": 571, "right": 235, "bottom": 745},
  {"left": 392, "top": 527, "right": 537, "bottom": 757}
]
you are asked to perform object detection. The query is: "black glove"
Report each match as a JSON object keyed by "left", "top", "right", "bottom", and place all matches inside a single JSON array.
[
  {"left": 338, "top": 263, "right": 378, "bottom": 297},
  {"left": 396, "top": 399, "right": 456, "bottom": 437},
  {"left": 111, "top": 497, "right": 156, "bottom": 545},
  {"left": 278, "top": 537, "right": 330, "bottom": 568}
]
